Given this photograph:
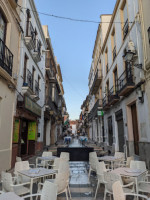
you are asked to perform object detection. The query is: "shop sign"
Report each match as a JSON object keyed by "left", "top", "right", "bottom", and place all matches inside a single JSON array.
[
  {"left": 13, "top": 119, "right": 20, "bottom": 143},
  {"left": 25, "top": 96, "right": 41, "bottom": 117},
  {"left": 97, "top": 110, "right": 104, "bottom": 116},
  {"left": 28, "top": 122, "right": 37, "bottom": 140}
]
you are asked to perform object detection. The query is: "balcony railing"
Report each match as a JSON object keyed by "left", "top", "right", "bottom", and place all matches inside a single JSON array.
[
  {"left": 34, "top": 39, "right": 41, "bottom": 56},
  {"left": 35, "top": 80, "right": 39, "bottom": 97},
  {"left": 108, "top": 85, "right": 120, "bottom": 105},
  {"left": 0, "top": 38, "right": 13, "bottom": 76},
  {"left": 118, "top": 67, "right": 135, "bottom": 96},
  {"left": 23, "top": 69, "right": 33, "bottom": 90},
  {"left": 102, "top": 95, "right": 110, "bottom": 110},
  {"left": 90, "top": 99, "right": 103, "bottom": 118},
  {"left": 113, "top": 46, "right": 116, "bottom": 61},
  {"left": 123, "top": 19, "right": 129, "bottom": 40},
  {"left": 26, "top": 21, "right": 36, "bottom": 44},
  {"left": 90, "top": 69, "right": 102, "bottom": 94}
]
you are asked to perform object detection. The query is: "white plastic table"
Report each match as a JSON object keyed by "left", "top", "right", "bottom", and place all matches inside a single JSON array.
[
  {"left": 112, "top": 167, "right": 147, "bottom": 200},
  {"left": 36, "top": 156, "right": 56, "bottom": 167},
  {"left": 18, "top": 168, "right": 56, "bottom": 200},
  {"left": 0, "top": 192, "right": 23, "bottom": 200},
  {"left": 98, "top": 156, "right": 121, "bottom": 169}
]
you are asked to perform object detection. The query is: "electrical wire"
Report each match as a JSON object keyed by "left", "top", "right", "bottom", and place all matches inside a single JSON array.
[{"left": 17, "top": 4, "right": 133, "bottom": 25}]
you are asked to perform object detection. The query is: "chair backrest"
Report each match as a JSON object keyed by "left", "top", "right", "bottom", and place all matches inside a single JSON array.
[
  {"left": 126, "top": 156, "right": 134, "bottom": 167},
  {"left": 112, "top": 181, "right": 125, "bottom": 200},
  {"left": 114, "top": 152, "right": 125, "bottom": 159},
  {"left": 1, "top": 171, "right": 13, "bottom": 192},
  {"left": 60, "top": 152, "right": 70, "bottom": 161},
  {"left": 130, "top": 160, "right": 147, "bottom": 171},
  {"left": 90, "top": 156, "right": 99, "bottom": 171},
  {"left": 15, "top": 161, "right": 30, "bottom": 173},
  {"left": 54, "top": 172, "right": 68, "bottom": 194},
  {"left": 58, "top": 160, "right": 70, "bottom": 174},
  {"left": 53, "top": 158, "right": 61, "bottom": 170},
  {"left": 16, "top": 157, "right": 22, "bottom": 162},
  {"left": 104, "top": 172, "right": 122, "bottom": 193},
  {"left": 89, "top": 152, "right": 97, "bottom": 159},
  {"left": 42, "top": 151, "right": 52, "bottom": 157},
  {"left": 96, "top": 161, "right": 107, "bottom": 182},
  {"left": 41, "top": 181, "right": 57, "bottom": 200}
]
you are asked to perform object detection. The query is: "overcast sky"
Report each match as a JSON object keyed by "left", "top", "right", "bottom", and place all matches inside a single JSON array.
[{"left": 35, "top": 0, "right": 116, "bottom": 120}]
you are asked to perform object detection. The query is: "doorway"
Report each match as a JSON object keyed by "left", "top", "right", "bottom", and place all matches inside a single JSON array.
[
  {"left": 116, "top": 109, "right": 125, "bottom": 152},
  {"left": 131, "top": 103, "right": 139, "bottom": 155},
  {"left": 108, "top": 116, "right": 113, "bottom": 146},
  {"left": 20, "top": 120, "right": 28, "bottom": 155}
]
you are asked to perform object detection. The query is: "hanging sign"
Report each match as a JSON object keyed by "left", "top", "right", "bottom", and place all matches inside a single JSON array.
[
  {"left": 97, "top": 110, "right": 104, "bottom": 116},
  {"left": 13, "top": 119, "right": 20, "bottom": 143},
  {"left": 28, "top": 122, "right": 37, "bottom": 140}
]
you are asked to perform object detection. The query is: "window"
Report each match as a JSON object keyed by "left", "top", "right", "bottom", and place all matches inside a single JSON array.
[
  {"left": 113, "top": 67, "right": 118, "bottom": 93},
  {"left": 23, "top": 54, "right": 28, "bottom": 83},
  {"left": 32, "top": 67, "right": 35, "bottom": 90},
  {"left": 111, "top": 28, "right": 116, "bottom": 61},
  {"left": 0, "top": 12, "right": 6, "bottom": 42},
  {"left": 105, "top": 48, "right": 108, "bottom": 74},
  {"left": 106, "top": 80, "right": 109, "bottom": 96},
  {"left": 121, "top": 1, "right": 129, "bottom": 40}
]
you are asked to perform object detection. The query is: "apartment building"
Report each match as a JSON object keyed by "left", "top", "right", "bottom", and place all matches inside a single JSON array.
[
  {"left": 0, "top": 0, "right": 21, "bottom": 171},
  {"left": 11, "top": 0, "right": 47, "bottom": 166},
  {"left": 88, "top": 15, "right": 111, "bottom": 143},
  {"left": 100, "top": 0, "right": 149, "bottom": 166}
]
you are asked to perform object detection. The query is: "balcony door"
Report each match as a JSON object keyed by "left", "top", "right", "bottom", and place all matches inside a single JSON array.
[{"left": 0, "top": 12, "right": 6, "bottom": 42}]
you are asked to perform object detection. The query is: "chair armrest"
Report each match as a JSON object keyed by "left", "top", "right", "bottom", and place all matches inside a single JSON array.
[
  {"left": 122, "top": 182, "right": 134, "bottom": 188},
  {"left": 29, "top": 164, "right": 35, "bottom": 168},
  {"left": 11, "top": 182, "right": 31, "bottom": 187},
  {"left": 23, "top": 193, "right": 42, "bottom": 199},
  {"left": 124, "top": 193, "right": 148, "bottom": 199}
]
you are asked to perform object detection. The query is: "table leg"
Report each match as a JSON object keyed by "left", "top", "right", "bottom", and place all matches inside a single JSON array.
[
  {"left": 135, "top": 177, "right": 139, "bottom": 200},
  {"left": 30, "top": 178, "right": 33, "bottom": 200}
]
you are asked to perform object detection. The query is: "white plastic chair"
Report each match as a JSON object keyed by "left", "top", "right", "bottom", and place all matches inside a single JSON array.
[
  {"left": 113, "top": 181, "right": 149, "bottom": 200},
  {"left": 60, "top": 152, "right": 70, "bottom": 161},
  {"left": 47, "top": 157, "right": 61, "bottom": 170},
  {"left": 1, "top": 171, "right": 30, "bottom": 196},
  {"left": 94, "top": 161, "right": 108, "bottom": 199},
  {"left": 88, "top": 156, "right": 99, "bottom": 177},
  {"left": 37, "top": 151, "right": 53, "bottom": 168},
  {"left": 113, "top": 152, "right": 125, "bottom": 169},
  {"left": 104, "top": 172, "right": 134, "bottom": 200},
  {"left": 23, "top": 181, "right": 57, "bottom": 200},
  {"left": 130, "top": 160, "right": 147, "bottom": 171},
  {"left": 16, "top": 157, "right": 22, "bottom": 162}
]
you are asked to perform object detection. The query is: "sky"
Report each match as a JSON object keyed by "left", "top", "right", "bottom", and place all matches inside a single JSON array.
[{"left": 35, "top": 0, "right": 116, "bottom": 120}]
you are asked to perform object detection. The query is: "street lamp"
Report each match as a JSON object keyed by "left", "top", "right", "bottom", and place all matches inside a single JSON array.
[{"left": 123, "top": 50, "right": 135, "bottom": 63}]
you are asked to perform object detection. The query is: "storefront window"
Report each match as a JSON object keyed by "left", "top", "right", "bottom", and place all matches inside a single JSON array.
[{"left": 0, "top": 12, "right": 6, "bottom": 42}]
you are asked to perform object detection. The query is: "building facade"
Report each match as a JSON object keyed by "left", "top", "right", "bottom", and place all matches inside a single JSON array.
[
  {"left": 12, "top": 0, "right": 47, "bottom": 166},
  {"left": 0, "top": 0, "right": 21, "bottom": 171}
]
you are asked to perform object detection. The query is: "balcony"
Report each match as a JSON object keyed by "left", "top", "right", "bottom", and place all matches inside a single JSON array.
[
  {"left": 112, "top": 46, "right": 116, "bottom": 61},
  {"left": 108, "top": 86, "right": 120, "bottom": 105},
  {"left": 0, "top": 38, "right": 13, "bottom": 77},
  {"left": 102, "top": 96, "right": 110, "bottom": 111},
  {"left": 123, "top": 19, "right": 129, "bottom": 40},
  {"left": 25, "top": 21, "right": 36, "bottom": 50},
  {"left": 118, "top": 67, "right": 135, "bottom": 96},
  {"left": 32, "top": 40, "right": 41, "bottom": 63},
  {"left": 22, "top": 69, "right": 34, "bottom": 96},
  {"left": 34, "top": 80, "right": 40, "bottom": 100},
  {"left": 90, "top": 99, "right": 103, "bottom": 118},
  {"left": 46, "top": 58, "right": 54, "bottom": 78},
  {"left": 90, "top": 69, "right": 102, "bottom": 95}
]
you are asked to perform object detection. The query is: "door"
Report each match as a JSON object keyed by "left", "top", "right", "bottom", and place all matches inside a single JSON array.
[
  {"left": 131, "top": 103, "right": 139, "bottom": 155},
  {"left": 108, "top": 116, "right": 113, "bottom": 146},
  {"left": 20, "top": 120, "right": 28, "bottom": 155},
  {"left": 116, "top": 109, "right": 125, "bottom": 152},
  {"left": 117, "top": 120, "right": 125, "bottom": 152}
]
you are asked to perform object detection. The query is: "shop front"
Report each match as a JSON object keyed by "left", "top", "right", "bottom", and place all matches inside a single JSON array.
[{"left": 11, "top": 96, "right": 41, "bottom": 167}]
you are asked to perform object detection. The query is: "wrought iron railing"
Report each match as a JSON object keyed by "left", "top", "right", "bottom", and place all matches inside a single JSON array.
[
  {"left": 34, "top": 39, "right": 41, "bottom": 56},
  {"left": 26, "top": 21, "right": 36, "bottom": 44},
  {"left": 118, "top": 67, "right": 134, "bottom": 93},
  {"left": 102, "top": 96, "right": 108, "bottom": 108},
  {"left": 108, "top": 85, "right": 119, "bottom": 103},
  {"left": 35, "top": 80, "right": 39, "bottom": 97},
  {"left": 123, "top": 19, "right": 129, "bottom": 40},
  {"left": 0, "top": 38, "right": 13, "bottom": 76},
  {"left": 113, "top": 46, "right": 116, "bottom": 61},
  {"left": 23, "top": 69, "right": 33, "bottom": 90}
]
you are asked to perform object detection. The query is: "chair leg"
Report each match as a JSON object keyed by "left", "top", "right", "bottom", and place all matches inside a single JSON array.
[
  {"left": 68, "top": 185, "right": 72, "bottom": 199},
  {"left": 65, "top": 189, "right": 69, "bottom": 200},
  {"left": 94, "top": 181, "right": 100, "bottom": 199},
  {"left": 104, "top": 190, "right": 107, "bottom": 200}
]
